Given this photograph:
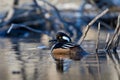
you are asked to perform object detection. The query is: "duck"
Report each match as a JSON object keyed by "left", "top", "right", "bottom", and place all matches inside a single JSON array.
[{"left": 49, "top": 32, "right": 88, "bottom": 61}]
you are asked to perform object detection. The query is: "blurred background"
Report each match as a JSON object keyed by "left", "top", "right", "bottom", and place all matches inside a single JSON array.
[{"left": 0, "top": 0, "right": 120, "bottom": 80}]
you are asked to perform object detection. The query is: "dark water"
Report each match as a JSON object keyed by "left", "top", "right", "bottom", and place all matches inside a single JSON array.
[{"left": 0, "top": 38, "right": 119, "bottom": 80}]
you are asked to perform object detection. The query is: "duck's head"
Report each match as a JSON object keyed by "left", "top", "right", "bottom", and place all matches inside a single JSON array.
[{"left": 49, "top": 32, "right": 72, "bottom": 43}]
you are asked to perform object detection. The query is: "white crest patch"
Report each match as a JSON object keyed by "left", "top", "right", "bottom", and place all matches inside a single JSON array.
[{"left": 62, "top": 36, "right": 70, "bottom": 42}]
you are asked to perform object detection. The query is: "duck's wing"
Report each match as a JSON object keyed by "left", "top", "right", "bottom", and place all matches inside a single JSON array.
[
  {"left": 61, "top": 42, "right": 77, "bottom": 49},
  {"left": 70, "top": 46, "right": 88, "bottom": 60},
  {"left": 62, "top": 42, "right": 88, "bottom": 60}
]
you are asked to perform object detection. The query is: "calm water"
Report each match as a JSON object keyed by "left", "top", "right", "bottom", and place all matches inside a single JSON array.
[{"left": 0, "top": 38, "right": 119, "bottom": 80}]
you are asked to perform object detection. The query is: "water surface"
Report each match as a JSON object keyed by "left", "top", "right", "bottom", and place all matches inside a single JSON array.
[{"left": 0, "top": 38, "right": 119, "bottom": 80}]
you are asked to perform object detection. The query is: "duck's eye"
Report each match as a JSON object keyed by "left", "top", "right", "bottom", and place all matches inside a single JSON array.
[
  {"left": 62, "top": 36, "right": 70, "bottom": 42},
  {"left": 58, "top": 36, "right": 62, "bottom": 39}
]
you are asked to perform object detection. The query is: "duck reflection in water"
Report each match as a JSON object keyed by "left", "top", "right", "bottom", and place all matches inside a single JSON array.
[
  {"left": 55, "top": 59, "right": 72, "bottom": 72},
  {"left": 49, "top": 32, "right": 88, "bottom": 72}
]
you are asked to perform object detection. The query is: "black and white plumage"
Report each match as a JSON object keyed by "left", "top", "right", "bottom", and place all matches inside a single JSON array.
[
  {"left": 49, "top": 32, "right": 88, "bottom": 61},
  {"left": 62, "top": 42, "right": 77, "bottom": 49}
]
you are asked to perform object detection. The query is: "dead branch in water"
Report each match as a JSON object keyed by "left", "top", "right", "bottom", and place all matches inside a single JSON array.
[
  {"left": 105, "top": 33, "right": 110, "bottom": 48},
  {"left": 113, "top": 27, "right": 120, "bottom": 51},
  {"left": 106, "top": 14, "right": 120, "bottom": 50},
  {"left": 77, "top": 8, "right": 109, "bottom": 45},
  {"left": 104, "top": 15, "right": 120, "bottom": 63},
  {"left": 96, "top": 23, "right": 101, "bottom": 52}
]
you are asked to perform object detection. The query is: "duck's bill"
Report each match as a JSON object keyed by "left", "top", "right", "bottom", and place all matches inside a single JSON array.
[{"left": 49, "top": 39, "right": 57, "bottom": 42}]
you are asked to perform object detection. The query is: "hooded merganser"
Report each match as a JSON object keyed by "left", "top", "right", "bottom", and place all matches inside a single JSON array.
[{"left": 49, "top": 32, "right": 88, "bottom": 61}]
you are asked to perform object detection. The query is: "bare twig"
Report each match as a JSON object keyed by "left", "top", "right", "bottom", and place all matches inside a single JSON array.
[
  {"left": 96, "top": 23, "right": 101, "bottom": 52},
  {"left": 7, "top": 24, "right": 14, "bottom": 34},
  {"left": 113, "top": 28, "right": 120, "bottom": 50},
  {"left": 77, "top": 8, "right": 109, "bottom": 44},
  {"left": 7, "top": 24, "right": 48, "bottom": 34},
  {"left": 104, "top": 15, "right": 120, "bottom": 63},
  {"left": 105, "top": 33, "right": 110, "bottom": 48},
  {"left": 106, "top": 14, "right": 120, "bottom": 50},
  {"left": 98, "top": 20, "right": 113, "bottom": 30}
]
